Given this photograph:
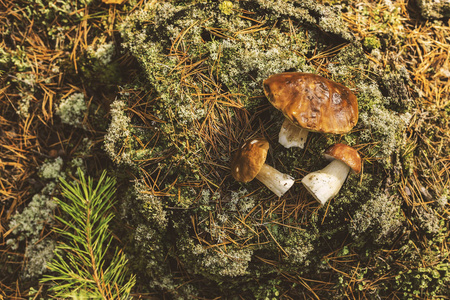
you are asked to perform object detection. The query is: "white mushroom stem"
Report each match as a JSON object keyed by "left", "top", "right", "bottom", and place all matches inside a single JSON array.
[
  {"left": 255, "top": 163, "right": 295, "bottom": 197},
  {"left": 278, "top": 118, "right": 309, "bottom": 149},
  {"left": 301, "top": 159, "right": 350, "bottom": 205}
]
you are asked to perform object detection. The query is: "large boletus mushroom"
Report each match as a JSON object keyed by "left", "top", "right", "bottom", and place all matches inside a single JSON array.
[
  {"left": 301, "top": 143, "right": 361, "bottom": 205},
  {"left": 231, "top": 138, "right": 295, "bottom": 197},
  {"left": 263, "top": 72, "right": 358, "bottom": 148}
]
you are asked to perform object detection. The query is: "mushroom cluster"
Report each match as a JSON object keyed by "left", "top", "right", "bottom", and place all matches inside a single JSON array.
[{"left": 230, "top": 72, "right": 361, "bottom": 204}]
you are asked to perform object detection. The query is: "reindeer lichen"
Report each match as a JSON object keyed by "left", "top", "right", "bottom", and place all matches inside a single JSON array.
[
  {"left": 56, "top": 93, "right": 87, "bottom": 127},
  {"left": 350, "top": 192, "right": 405, "bottom": 245}
]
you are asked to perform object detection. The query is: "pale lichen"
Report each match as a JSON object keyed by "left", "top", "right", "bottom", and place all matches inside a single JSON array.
[
  {"left": 39, "top": 157, "right": 65, "bottom": 181},
  {"left": 56, "top": 93, "right": 87, "bottom": 127},
  {"left": 87, "top": 41, "right": 115, "bottom": 66},
  {"left": 350, "top": 192, "right": 405, "bottom": 244},
  {"left": 23, "top": 239, "right": 56, "bottom": 279},
  {"left": 416, "top": 0, "right": 450, "bottom": 19},
  {"left": 8, "top": 194, "right": 57, "bottom": 245},
  {"left": 104, "top": 100, "right": 133, "bottom": 165}
]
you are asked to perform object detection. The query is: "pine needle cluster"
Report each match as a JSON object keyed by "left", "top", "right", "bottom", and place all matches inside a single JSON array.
[{"left": 41, "top": 169, "right": 135, "bottom": 299}]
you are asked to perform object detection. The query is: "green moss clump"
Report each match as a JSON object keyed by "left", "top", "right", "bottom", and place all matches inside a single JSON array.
[
  {"left": 389, "top": 233, "right": 450, "bottom": 298},
  {"left": 218, "top": 1, "right": 234, "bottom": 15},
  {"left": 363, "top": 36, "right": 381, "bottom": 50}
]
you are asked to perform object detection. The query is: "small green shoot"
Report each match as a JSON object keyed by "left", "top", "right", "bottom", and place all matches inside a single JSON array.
[{"left": 41, "top": 169, "right": 135, "bottom": 300}]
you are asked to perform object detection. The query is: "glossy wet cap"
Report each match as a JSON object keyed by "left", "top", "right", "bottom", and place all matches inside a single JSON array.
[
  {"left": 263, "top": 72, "right": 358, "bottom": 134},
  {"left": 231, "top": 138, "right": 269, "bottom": 183},
  {"left": 324, "top": 143, "right": 362, "bottom": 174}
]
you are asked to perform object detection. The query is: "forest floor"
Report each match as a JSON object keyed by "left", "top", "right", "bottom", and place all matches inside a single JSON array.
[{"left": 1, "top": 0, "right": 449, "bottom": 299}]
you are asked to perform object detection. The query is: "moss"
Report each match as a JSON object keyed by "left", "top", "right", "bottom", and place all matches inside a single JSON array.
[
  {"left": 413, "top": 206, "right": 443, "bottom": 236},
  {"left": 178, "top": 235, "right": 254, "bottom": 278},
  {"left": 3, "top": 46, "right": 32, "bottom": 72},
  {"left": 350, "top": 192, "right": 405, "bottom": 245},
  {"left": 359, "top": 105, "right": 411, "bottom": 164},
  {"left": 363, "top": 36, "right": 381, "bottom": 50},
  {"left": 218, "top": 1, "right": 234, "bottom": 15},
  {"left": 282, "top": 228, "right": 317, "bottom": 267},
  {"left": 0, "top": 47, "right": 11, "bottom": 67},
  {"left": 416, "top": 0, "right": 450, "bottom": 19},
  {"left": 305, "top": 173, "right": 378, "bottom": 250},
  {"left": 380, "top": 67, "right": 414, "bottom": 112},
  {"left": 111, "top": 0, "right": 427, "bottom": 298},
  {"left": 389, "top": 236, "right": 450, "bottom": 298}
]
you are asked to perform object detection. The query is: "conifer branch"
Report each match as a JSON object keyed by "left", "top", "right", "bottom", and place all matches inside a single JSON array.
[{"left": 42, "top": 169, "right": 136, "bottom": 299}]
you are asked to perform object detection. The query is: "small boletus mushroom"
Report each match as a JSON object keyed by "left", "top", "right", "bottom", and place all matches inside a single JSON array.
[
  {"left": 231, "top": 138, "right": 295, "bottom": 197},
  {"left": 263, "top": 72, "right": 358, "bottom": 148},
  {"left": 301, "top": 143, "right": 361, "bottom": 205}
]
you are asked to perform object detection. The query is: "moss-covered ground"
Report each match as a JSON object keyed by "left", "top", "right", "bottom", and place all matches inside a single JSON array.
[{"left": 1, "top": 0, "right": 449, "bottom": 299}]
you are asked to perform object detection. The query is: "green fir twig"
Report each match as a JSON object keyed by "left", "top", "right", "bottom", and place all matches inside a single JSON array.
[{"left": 42, "top": 169, "right": 135, "bottom": 299}]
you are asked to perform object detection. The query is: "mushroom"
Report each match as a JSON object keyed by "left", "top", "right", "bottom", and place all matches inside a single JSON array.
[
  {"left": 231, "top": 138, "right": 295, "bottom": 197},
  {"left": 263, "top": 72, "right": 358, "bottom": 148},
  {"left": 301, "top": 143, "right": 361, "bottom": 205}
]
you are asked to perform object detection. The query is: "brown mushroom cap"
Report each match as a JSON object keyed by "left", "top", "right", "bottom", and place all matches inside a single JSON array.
[
  {"left": 324, "top": 143, "right": 362, "bottom": 174},
  {"left": 263, "top": 72, "right": 358, "bottom": 134},
  {"left": 231, "top": 138, "right": 269, "bottom": 183}
]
